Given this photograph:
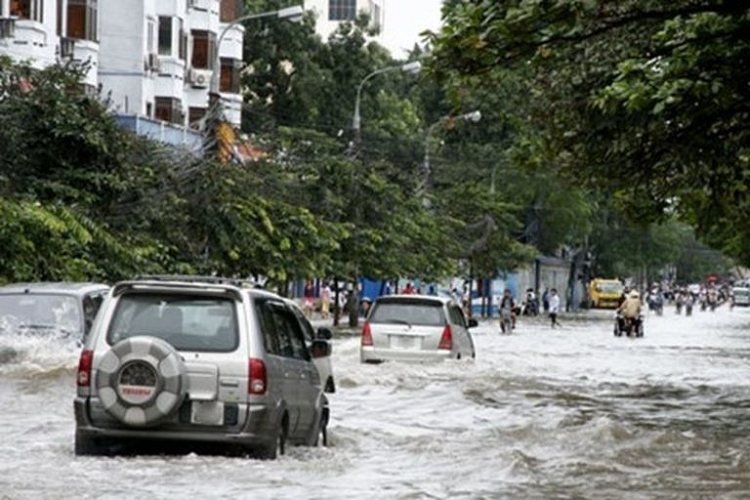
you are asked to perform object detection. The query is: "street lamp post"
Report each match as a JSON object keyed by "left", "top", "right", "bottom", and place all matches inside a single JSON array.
[
  {"left": 207, "top": 5, "right": 304, "bottom": 116},
  {"left": 422, "top": 110, "right": 482, "bottom": 191},
  {"left": 351, "top": 60, "right": 422, "bottom": 151}
]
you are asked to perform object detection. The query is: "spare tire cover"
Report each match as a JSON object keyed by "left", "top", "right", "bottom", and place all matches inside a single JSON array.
[{"left": 96, "top": 336, "right": 187, "bottom": 427}]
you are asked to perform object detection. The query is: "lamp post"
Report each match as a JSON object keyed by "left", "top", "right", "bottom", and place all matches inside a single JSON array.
[
  {"left": 422, "top": 110, "right": 482, "bottom": 190},
  {"left": 351, "top": 60, "right": 422, "bottom": 151},
  {"left": 208, "top": 5, "right": 304, "bottom": 113}
]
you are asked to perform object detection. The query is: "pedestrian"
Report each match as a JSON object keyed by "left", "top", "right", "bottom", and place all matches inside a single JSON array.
[
  {"left": 319, "top": 282, "right": 332, "bottom": 320},
  {"left": 402, "top": 281, "right": 417, "bottom": 295},
  {"left": 303, "top": 280, "right": 315, "bottom": 319},
  {"left": 498, "top": 289, "right": 515, "bottom": 334},
  {"left": 542, "top": 288, "right": 550, "bottom": 313},
  {"left": 549, "top": 288, "right": 561, "bottom": 328},
  {"left": 361, "top": 297, "right": 373, "bottom": 318}
]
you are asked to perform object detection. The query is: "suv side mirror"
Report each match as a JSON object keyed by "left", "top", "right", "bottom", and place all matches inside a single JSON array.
[
  {"left": 468, "top": 318, "right": 479, "bottom": 328},
  {"left": 317, "top": 327, "right": 333, "bottom": 340},
  {"left": 311, "top": 339, "right": 332, "bottom": 358}
]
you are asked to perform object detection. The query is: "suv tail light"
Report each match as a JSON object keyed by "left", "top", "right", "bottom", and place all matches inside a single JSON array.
[
  {"left": 438, "top": 324, "right": 453, "bottom": 351},
  {"left": 77, "top": 349, "right": 93, "bottom": 387},
  {"left": 361, "top": 322, "right": 373, "bottom": 347},
  {"left": 249, "top": 358, "right": 267, "bottom": 395}
]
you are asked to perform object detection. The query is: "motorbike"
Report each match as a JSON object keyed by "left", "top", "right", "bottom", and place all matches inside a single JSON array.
[
  {"left": 614, "top": 313, "right": 644, "bottom": 338},
  {"left": 648, "top": 298, "right": 664, "bottom": 316}
]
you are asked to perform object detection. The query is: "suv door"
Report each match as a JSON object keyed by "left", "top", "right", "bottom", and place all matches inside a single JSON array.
[
  {"left": 267, "top": 303, "right": 316, "bottom": 440},
  {"left": 291, "top": 305, "right": 333, "bottom": 393},
  {"left": 256, "top": 300, "right": 301, "bottom": 434}
]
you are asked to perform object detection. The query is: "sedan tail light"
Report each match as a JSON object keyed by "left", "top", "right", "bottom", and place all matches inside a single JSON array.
[
  {"left": 361, "top": 322, "right": 373, "bottom": 347},
  {"left": 438, "top": 325, "right": 453, "bottom": 351}
]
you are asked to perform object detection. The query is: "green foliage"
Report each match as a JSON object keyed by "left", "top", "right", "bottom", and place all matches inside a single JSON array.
[{"left": 430, "top": 1, "right": 750, "bottom": 266}]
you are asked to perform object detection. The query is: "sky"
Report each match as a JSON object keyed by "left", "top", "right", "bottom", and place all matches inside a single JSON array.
[{"left": 381, "top": 0, "right": 444, "bottom": 59}]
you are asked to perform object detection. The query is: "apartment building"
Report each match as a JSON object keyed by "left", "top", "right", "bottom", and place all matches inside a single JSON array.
[
  {"left": 0, "top": 0, "right": 99, "bottom": 88},
  {"left": 304, "top": 0, "right": 384, "bottom": 41},
  {"left": 99, "top": 0, "right": 243, "bottom": 129}
]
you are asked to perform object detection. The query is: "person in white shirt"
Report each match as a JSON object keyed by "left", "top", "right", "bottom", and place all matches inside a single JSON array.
[{"left": 549, "top": 288, "right": 561, "bottom": 328}]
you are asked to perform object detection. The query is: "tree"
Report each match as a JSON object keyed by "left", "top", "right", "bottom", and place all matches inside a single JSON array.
[{"left": 430, "top": 1, "right": 750, "bottom": 263}]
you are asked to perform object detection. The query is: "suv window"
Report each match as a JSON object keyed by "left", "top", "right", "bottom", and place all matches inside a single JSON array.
[
  {"left": 269, "top": 304, "right": 310, "bottom": 361},
  {"left": 108, "top": 293, "right": 239, "bottom": 352},
  {"left": 369, "top": 300, "right": 445, "bottom": 327},
  {"left": 255, "top": 300, "right": 281, "bottom": 356},
  {"left": 291, "top": 306, "right": 315, "bottom": 343}
]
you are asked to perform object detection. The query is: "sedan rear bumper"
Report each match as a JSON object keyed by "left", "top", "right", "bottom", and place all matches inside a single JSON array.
[{"left": 360, "top": 346, "right": 452, "bottom": 363}]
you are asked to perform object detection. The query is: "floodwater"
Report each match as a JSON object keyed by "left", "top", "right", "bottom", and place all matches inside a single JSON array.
[{"left": 2, "top": 306, "right": 750, "bottom": 499}]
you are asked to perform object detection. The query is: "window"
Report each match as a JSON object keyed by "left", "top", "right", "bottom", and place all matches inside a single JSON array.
[
  {"left": 220, "top": 58, "right": 240, "bottom": 93},
  {"left": 188, "top": 106, "right": 206, "bottom": 130},
  {"left": 178, "top": 19, "right": 187, "bottom": 60},
  {"left": 56, "top": 0, "right": 63, "bottom": 35},
  {"left": 158, "top": 16, "right": 172, "bottom": 56},
  {"left": 370, "top": 3, "right": 381, "bottom": 31},
  {"left": 11, "top": 0, "right": 43, "bottom": 22},
  {"left": 255, "top": 301, "right": 281, "bottom": 355},
  {"left": 107, "top": 294, "right": 239, "bottom": 353},
  {"left": 191, "top": 30, "right": 216, "bottom": 69},
  {"left": 329, "top": 0, "right": 356, "bottom": 21},
  {"left": 146, "top": 19, "right": 155, "bottom": 54},
  {"left": 220, "top": 0, "right": 243, "bottom": 23},
  {"left": 154, "top": 96, "right": 183, "bottom": 125},
  {"left": 67, "top": 0, "right": 97, "bottom": 41},
  {"left": 270, "top": 306, "right": 310, "bottom": 361},
  {"left": 368, "top": 300, "right": 446, "bottom": 327}
]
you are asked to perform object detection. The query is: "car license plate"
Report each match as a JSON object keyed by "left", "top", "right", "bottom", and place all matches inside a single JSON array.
[
  {"left": 391, "top": 335, "right": 418, "bottom": 350},
  {"left": 191, "top": 401, "right": 224, "bottom": 426}
]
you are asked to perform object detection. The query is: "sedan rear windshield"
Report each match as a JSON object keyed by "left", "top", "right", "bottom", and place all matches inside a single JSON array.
[
  {"left": 369, "top": 301, "right": 445, "bottom": 327},
  {"left": 108, "top": 293, "right": 239, "bottom": 352}
]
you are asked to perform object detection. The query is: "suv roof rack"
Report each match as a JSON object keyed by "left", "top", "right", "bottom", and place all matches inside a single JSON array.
[{"left": 133, "top": 275, "right": 246, "bottom": 287}]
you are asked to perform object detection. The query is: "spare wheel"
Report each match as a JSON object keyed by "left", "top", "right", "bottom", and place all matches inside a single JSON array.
[{"left": 96, "top": 336, "right": 187, "bottom": 427}]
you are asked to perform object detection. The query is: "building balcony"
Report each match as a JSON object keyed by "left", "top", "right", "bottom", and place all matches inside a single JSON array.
[
  {"left": 114, "top": 114, "right": 203, "bottom": 155},
  {"left": 0, "top": 18, "right": 56, "bottom": 69}
]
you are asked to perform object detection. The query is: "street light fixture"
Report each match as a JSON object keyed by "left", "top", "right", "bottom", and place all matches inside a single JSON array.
[
  {"left": 209, "top": 5, "right": 305, "bottom": 98},
  {"left": 351, "top": 60, "right": 422, "bottom": 146},
  {"left": 423, "top": 110, "right": 482, "bottom": 181}
]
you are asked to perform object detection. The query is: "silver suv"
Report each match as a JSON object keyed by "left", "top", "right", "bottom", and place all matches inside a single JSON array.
[{"left": 74, "top": 276, "right": 331, "bottom": 458}]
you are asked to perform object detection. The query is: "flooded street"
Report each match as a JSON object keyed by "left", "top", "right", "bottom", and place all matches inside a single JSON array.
[{"left": 2, "top": 307, "right": 750, "bottom": 499}]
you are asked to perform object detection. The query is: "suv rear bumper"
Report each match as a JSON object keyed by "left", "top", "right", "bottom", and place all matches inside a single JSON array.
[{"left": 74, "top": 397, "right": 277, "bottom": 449}]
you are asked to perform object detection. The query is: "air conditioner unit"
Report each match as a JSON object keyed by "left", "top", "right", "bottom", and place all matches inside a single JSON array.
[
  {"left": 189, "top": 68, "right": 211, "bottom": 88},
  {"left": 59, "top": 37, "right": 75, "bottom": 59},
  {"left": 0, "top": 18, "right": 16, "bottom": 38},
  {"left": 148, "top": 53, "right": 161, "bottom": 72}
]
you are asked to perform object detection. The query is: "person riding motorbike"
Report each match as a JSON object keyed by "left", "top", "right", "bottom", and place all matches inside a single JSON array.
[{"left": 617, "top": 290, "right": 643, "bottom": 336}]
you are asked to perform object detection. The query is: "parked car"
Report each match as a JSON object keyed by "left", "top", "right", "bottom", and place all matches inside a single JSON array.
[
  {"left": 74, "top": 276, "right": 331, "bottom": 458},
  {"left": 360, "top": 295, "right": 477, "bottom": 363},
  {"left": 283, "top": 297, "right": 336, "bottom": 394},
  {"left": 0, "top": 282, "right": 109, "bottom": 341}
]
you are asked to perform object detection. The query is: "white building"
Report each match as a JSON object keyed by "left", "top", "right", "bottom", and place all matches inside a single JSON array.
[
  {"left": 99, "top": 0, "right": 244, "bottom": 128},
  {"left": 304, "top": 0, "right": 383, "bottom": 41},
  {"left": 0, "top": 0, "right": 99, "bottom": 88}
]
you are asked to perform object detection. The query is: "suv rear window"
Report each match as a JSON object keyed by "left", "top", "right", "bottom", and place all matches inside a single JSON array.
[
  {"left": 369, "top": 301, "right": 445, "bottom": 327},
  {"left": 107, "top": 293, "right": 239, "bottom": 352}
]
